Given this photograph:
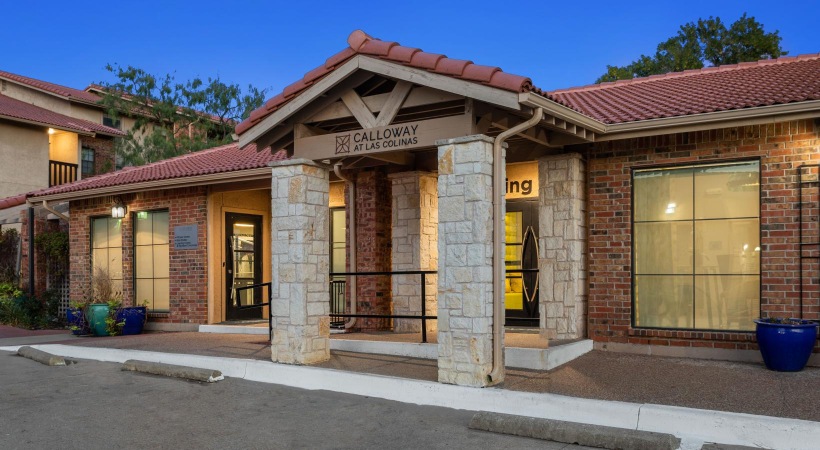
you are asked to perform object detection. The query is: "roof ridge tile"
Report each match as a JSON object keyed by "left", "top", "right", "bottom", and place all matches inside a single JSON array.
[
  {"left": 236, "top": 29, "right": 532, "bottom": 135},
  {"left": 550, "top": 52, "right": 820, "bottom": 95}
]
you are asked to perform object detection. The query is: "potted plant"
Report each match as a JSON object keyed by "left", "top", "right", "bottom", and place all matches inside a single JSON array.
[
  {"left": 754, "top": 317, "right": 819, "bottom": 372},
  {"left": 116, "top": 300, "right": 148, "bottom": 335},
  {"left": 86, "top": 266, "right": 120, "bottom": 337},
  {"left": 66, "top": 299, "right": 90, "bottom": 336}
]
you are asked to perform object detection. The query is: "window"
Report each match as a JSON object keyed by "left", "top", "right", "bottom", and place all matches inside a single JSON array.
[
  {"left": 81, "top": 147, "right": 95, "bottom": 178},
  {"left": 134, "top": 210, "right": 169, "bottom": 311},
  {"left": 91, "top": 217, "right": 123, "bottom": 293},
  {"left": 633, "top": 161, "right": 760, "bottom": 331},
  {"left": 102, "top": 115, "right": 121, "bottom": 130},
  {"left": 330, "top": 208, "right": 346, "bottom": 276}
]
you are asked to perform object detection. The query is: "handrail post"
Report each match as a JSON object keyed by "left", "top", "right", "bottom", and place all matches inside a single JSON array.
[
  {"left": 421, "top": 272, "right": 427, "bottom": 343},
  {"left": 268, "top": 284, "right": 273, "bottom": 341}
]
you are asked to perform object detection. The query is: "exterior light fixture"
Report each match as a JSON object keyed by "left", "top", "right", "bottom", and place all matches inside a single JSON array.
[
  {"left": 111, "top": 198, "right": 126, "bottom": 218},
  {"left": 48, "top": 128, "right": 56, "bottom": 135}
]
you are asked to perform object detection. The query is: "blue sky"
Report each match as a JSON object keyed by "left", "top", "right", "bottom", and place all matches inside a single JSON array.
[{"left": 3, "top": 0, "right": 819, "bottom": 98}]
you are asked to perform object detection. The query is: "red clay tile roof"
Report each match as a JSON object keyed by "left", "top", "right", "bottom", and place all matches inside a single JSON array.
[
  {"left": 238, "top": 31, "right": 820, "bottom": 135},
  {"left": 236, "top": 30, "right": 533, "bottom": 135},
  {"left": 543, "top": 54, "right": 820, "bottom": 124},
  {"left": 0, "top": 194, "right": 26, "bottom": 210},
  {"left": 27, "top": 142, "right": 285, "bottom": 199},
  {"left": 0, "top": 70, "right": 102, "bottom": 104},
  {"left": 0, "top": 94, "right": 125, "bottom": 136}
]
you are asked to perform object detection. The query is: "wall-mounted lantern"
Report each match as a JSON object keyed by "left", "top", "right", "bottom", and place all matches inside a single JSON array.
[{"left": 111, "top": 197, "right": 126, "bottom": 218}]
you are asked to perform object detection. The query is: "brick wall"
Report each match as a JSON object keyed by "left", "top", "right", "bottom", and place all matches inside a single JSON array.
[
  {"left": 79, "top": 136, "right": 115, "bottom": 175},
  {"left": 349, "top": 167, "right": 392, "bottom": 331},
  {"left": 69, "top": 187, "right": 208, "bottom": 324},
  {"left": 588, "top": 118, "right": 820, "bottom": 350}
]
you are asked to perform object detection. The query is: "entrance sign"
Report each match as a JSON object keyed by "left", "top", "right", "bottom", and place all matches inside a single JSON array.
[
  {"left": 174, "top": 225, "right": 198, "bottom": 249},
  {"left": 506, "top": 162, "right": 538, "bottom": 199},
  {"left": 294, "top": 114, "right": 472, "bottom": 160}
]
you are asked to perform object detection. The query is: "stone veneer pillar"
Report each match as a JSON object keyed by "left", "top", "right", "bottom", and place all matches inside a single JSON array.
[
  {"left": 538, "top": 153, "right": 587, "bottom": 339},
  {"left": 390, "top": 171, "right": 438, "bottom": 333},
  {"left": 436, "top": 135, "right": 503, "bottom": 387},
  {"left": 269, "top": 159, "right": 330, "bottom": 364}
]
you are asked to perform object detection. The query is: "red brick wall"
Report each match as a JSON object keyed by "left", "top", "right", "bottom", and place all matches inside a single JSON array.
[
  {"left": 588, "top": 118, "right": 820, "bottom": 350},
  {"left": 69, "top": 187, "right": 208, "bottom": 324},
  {"left": 79, "top": 136, "right": 116, "bottom": 175},
  {"left": 347, "top": 167, "right": 392, "bottom": 331}
]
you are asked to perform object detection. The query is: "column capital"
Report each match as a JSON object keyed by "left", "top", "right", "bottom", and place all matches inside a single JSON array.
[{"left": 436, "top": 134, "right": 499, "bottom": 147}]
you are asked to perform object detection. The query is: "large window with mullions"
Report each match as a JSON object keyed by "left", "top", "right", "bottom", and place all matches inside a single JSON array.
[{"left": 633, "top": 160, "right": 760, "bottom": 331}]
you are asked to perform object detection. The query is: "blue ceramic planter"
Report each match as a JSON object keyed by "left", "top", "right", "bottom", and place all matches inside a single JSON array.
[
  {"left": 116, "top": 306, "right": 147, "bottom": 335},
  {"left": 66, "top": 307, "right": 89, "bottom": 335},
  {"left": 755, "top": 319, "right": 818, "bottom": 372}
]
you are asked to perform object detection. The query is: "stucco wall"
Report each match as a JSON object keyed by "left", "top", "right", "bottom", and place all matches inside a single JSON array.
[
  {"left": 48, "top": 131, "right": 78, "bottom": 164},
  {"left": 0, "top": 81, "right": 72, "bottom": 116},
  {"left": 0, "top": 121, "right": 49, "bottom": 197}
]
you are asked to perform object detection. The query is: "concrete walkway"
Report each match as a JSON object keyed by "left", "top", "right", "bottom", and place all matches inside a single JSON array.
[{"left": 3, "top": 327, "right": 820, "bottom": 449}]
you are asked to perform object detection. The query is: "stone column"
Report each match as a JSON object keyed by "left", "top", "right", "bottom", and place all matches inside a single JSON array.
[
  {"left": 269, "top": 159, "right": 330, "bottom": 364},
  {"left": 538, "top": 153, "right": 587, "bottom": 339},
  {"left": 436, "top": 135, "right": 502, "bottom": 387},
  {"left": 390, "top": 171, "right": 438, "bottom": 334}
]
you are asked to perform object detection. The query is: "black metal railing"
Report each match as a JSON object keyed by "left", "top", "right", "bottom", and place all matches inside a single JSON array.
[
  {"left": 329, "top": 270, "right": 437, "bottom": 343},
  {"left": 49, "top": 160, "right": 78, "bottom": 187},
  {"left": 329, "top": 279, "right": 346, "bottom": 327},
  {"left": 235, "top": 282, "right": 272, "bottom": 340}
]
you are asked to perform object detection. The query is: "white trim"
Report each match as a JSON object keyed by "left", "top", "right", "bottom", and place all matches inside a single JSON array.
[{"left": 28, "top": 167, "right": 272, "bottom": 203}]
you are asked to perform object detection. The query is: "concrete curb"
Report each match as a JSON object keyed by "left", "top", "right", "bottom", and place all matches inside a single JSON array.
[
  {"left": 701, "top": 444, "right": 769, "bottom": 450},
  {"left": 470, "top": 411, "right": 680, "bottom": 450},
  {"left": 17, "top": 346, "right": 66, "bottom": 366},
  {"left": 2, "top": 344, "right": 818, "bottom": 449},
  {"left": 122, "top": 359, "right": 224, "bottom": 382}
]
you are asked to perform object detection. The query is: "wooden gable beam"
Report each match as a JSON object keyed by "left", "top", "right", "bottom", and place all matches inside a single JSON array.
[{"left": 374, "top": 81, "right": 413, "bottom": 127}]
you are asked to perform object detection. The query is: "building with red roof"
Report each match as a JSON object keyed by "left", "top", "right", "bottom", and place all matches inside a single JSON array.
[
  {"left": 8, "top": 30, "right": 820, "bottom": 384},
  {"left": 0, "top": 69, "right": 132, "bottom": 233}
]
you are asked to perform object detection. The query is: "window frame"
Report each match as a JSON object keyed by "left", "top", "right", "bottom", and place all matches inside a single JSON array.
[
  {"left": 102, "top": 114, "right": 122, "bottom": 130},
  {"left": 80, "top": 147, "right": 95, "bottom": 178},
  {"left": 630, "top": 157, "right": 762, "bottom": 333},
  {"left": 329, "top": 206, "right": 346, "bottom": 278},
  {"left": 89, "top": 215, "right": 123, "bottom": 293},
  {"left": 131, "top": 208, "right": 170, "bottom": 312}
]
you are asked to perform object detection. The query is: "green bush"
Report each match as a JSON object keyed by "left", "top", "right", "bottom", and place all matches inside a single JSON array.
[
  {"left": 0, "top": 285, "right": 62, "bottom": 329},
  {"left": 0, "top": 229, "right": 19, "bottom": 284}
]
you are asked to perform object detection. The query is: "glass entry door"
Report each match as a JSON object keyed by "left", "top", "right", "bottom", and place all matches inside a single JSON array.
[
  {"left": 505, "top": 200, "right": 540, "bottom": 326},
  {"left": 225, "top": 213, "right": 263, "bottom": 321}
]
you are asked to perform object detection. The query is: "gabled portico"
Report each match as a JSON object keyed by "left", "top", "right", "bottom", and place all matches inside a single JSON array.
[{"left": 237, "top": 30, "right": 595, "bottom": 386}]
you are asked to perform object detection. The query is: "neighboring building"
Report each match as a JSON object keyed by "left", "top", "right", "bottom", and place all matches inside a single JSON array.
[
  {"left": 0, "top": 70, "right": 126, "bottom": 201},
  {"left": 13, "top": 30, "right": 820, "bottom": 387}
]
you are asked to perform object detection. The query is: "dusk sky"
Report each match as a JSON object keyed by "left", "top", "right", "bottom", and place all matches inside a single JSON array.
[{"left": 3, "top": 0, "right": 819, "bottom": 100}]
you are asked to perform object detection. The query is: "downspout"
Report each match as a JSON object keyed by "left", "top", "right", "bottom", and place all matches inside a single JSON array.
[
  {"left": 333, "top": 162, "right": 357, "bottom": 329},
  {"left": 488, "top": 107, "right": 544, "bottom": 383},
  {"left": 27, "top": 205, "right": 34, "bottom": 297}
]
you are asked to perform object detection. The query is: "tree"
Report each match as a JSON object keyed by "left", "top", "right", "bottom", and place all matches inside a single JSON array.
[
  {"left": 97, "top": 65, "right": 266, "bottom": 166},
  {"left": 596, "top": 14, "right": 786, "bottom": 83}
]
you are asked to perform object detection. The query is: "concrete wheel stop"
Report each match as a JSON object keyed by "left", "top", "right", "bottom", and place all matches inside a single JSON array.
[
  {"left": 469, "top": 411, "right": 681, "bottom": 450},
  {"left": 17, "top": 346, "right": 67, "bottom": 366},
  {"left": 122, "top": 359, "right": 224, "bottom": 383}
]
